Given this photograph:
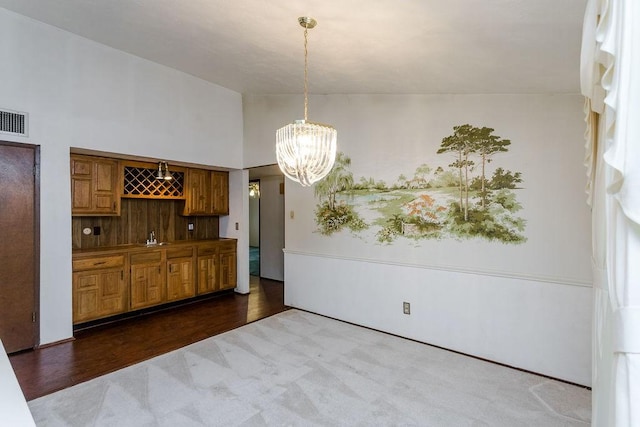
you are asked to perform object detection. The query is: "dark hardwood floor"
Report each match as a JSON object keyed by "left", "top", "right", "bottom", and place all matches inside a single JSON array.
[{"left": 9, "top": 277, "right": 287, "bottom": 401}]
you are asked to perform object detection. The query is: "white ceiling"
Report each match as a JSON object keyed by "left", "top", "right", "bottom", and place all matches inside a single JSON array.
[{"left": 0, "top": 0, "right": 587, "bottom": 95}]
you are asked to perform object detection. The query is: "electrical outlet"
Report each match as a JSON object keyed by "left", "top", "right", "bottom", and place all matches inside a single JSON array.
[
  {"left": 403, "top": 301, "right": 410, "bottom": 315},
  {"left": 93, "top": 226, "right": 101, "bottom": 236},
  {"left": 235, "top": 222, "right": 239, "bottom": 230},
  {"left": 187, "top": 223, "right": 194, "bottom": 231}
]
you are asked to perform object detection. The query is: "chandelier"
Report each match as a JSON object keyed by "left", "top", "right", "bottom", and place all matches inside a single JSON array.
[
  {"left": 249, "top": 182, "right": 260, "bottom": 198},
  {"left": 276, "top": 17, "right": 337, "bottom": 187}
]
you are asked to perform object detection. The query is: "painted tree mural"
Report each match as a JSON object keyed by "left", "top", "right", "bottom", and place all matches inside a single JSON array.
[
  {"left": 437, "top": 124, "right": 481, "bottom": 221},
  {"left": 473, "top": 127, "right": 511, "bottom": 208},
  {"left": 437, "top": 125, "right": 512, "bottom": 213},
  {"left": 313, "top": 124, "right": 526, "bottom": 244},
  {"left": 314, "top": 152, "right": 367, "bottom": 235},
  {"left": 314, "top": 152, "right": 354, "bottom": 211}
]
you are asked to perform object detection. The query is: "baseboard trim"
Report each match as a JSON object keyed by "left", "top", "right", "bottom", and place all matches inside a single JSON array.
[{"left": 37, "top": 337, "right": 75, "bottom": 349}]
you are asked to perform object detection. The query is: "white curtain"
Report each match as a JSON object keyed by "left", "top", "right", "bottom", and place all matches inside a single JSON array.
[{"left": 581, "top": 0, "right": 640, "bottom": 425}]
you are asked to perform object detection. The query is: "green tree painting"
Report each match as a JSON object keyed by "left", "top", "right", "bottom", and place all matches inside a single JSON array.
[
  {"left": 473, "top": 126, "right": 511, "bottom": 208},
  {"left": 314, "top": 152, "right": 367, "bottom": 235},
  {"left": 313, "top": 124, "right": 527, "bottom": 244}
]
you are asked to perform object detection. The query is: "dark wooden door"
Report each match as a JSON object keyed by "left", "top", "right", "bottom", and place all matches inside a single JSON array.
[{"left": 0, "top": 141, "right": 39, "bottom": 353}]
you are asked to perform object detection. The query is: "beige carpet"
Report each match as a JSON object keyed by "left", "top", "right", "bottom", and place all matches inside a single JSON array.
[{"left": 28, "top": 309, "right": 591, "bottom": 426}]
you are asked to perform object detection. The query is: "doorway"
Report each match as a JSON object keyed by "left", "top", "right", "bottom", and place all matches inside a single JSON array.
[
  {"left": 0, "top": 141, "right": 40, "bottom": 353},
  {"left": 249, "top": 180, "right": 260, "bottom": 277},
  {"left": 248, "top": 165, "right": 284, "bottom": 282}
]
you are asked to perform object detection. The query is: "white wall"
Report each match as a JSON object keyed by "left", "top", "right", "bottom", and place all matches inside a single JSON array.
[
  {"left": 0, "top": 9, "right": 244, "bottom": 344},
  {"left": 285, "top": 253, "right": 591, "bottom": 384},
  {"left": 243, "top": 93, "right": 592, "bottom": 385},
  {"left": 259, "top": 175, "right": 285, "bottom": 281},
  {"left": 219, "top": 170, "right": 250, "bottom": 294}
]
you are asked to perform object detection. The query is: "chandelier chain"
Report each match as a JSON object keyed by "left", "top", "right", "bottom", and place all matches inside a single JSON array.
[{"left": 303, "top": 26, "right": 309, "bottom": 121}]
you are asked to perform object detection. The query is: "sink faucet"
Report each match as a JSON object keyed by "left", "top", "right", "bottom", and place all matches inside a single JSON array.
[{"left": 147, "top": 231, "right": 156, "bottom": 245}]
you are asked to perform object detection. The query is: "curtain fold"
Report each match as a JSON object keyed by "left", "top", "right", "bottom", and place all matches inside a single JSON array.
[{"left": 582, "top": 0, "right": 640, "bottom": 425}]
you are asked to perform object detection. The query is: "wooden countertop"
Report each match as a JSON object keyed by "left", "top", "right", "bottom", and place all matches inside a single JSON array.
[{"left": 72, "top": 238, "right": 236, "bottom": 255}]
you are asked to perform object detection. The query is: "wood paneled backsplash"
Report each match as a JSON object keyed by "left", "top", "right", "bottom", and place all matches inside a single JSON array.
[{"left": 72, "top": 199, "right": 219, "bottom": 249}]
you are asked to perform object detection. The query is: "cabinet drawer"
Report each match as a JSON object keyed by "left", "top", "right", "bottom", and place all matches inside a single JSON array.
[
  {"left": 130, "top": 251, "right": 162, "bottom": 264},
  {"left": 198, "top": 245, "right": 217, "bottom": 256},
  {"left": 166, "top": 247, "right": 193, "bottom": 259},
  {"left": 73, "top": 255, "right": 125, "bottom": 271}
]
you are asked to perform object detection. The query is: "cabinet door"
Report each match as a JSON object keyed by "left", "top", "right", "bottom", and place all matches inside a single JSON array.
[
  {"left": 70, "top": 157, "right": 93, "bottom": 211},
  {"left": 130, "top": 263, "right": 164, "bottom": 309},
  {"left": 184, "top": 169, "right": 209, "bottom": 215},
  {"left": 73, "top": 271, "right": 99, "bottom": 323},
  {"left": 92, "top": 160, "right": 119, "bottom": 213},
  {"left": 71, "top": 155, "right": 120, "bottom": 215},
  {"left": 219, "top": 251, "right": 237, "bottom": 290},
  {"left": 73, "top": 268, "right": 125, "bottom": 323},
  {"left": 167, "top": 258, "right": 195, "bottom": 301},
  {"left": 210, "top": 171, "right": 229, "bottom": 215},
  {"left": 197, "top": 255, "right": 217, "bottom": 294}
]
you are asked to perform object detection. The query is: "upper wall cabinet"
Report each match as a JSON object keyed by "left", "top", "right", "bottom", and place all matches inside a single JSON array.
[
  {"left": 184, "top": 169, "right": 209, "bottom": 215},
  {"left": 183, "top": 169, "right": 229, "bottom": 216},
  {"left": 210, "top": 171, "right": 229, "bottom": 215},
  {"left": 70, "top": 155, "right": 228, "bottom": 217},
  {"left": 71, "top": 155, "right": 120, "bottom": 216}
]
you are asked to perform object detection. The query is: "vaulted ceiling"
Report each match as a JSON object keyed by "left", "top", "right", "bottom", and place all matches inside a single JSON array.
[{"left": 0, "top": 0, "right": 587, "bottom": 95}]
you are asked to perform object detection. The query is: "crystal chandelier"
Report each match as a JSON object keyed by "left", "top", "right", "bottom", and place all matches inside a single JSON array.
[{"left": 276, "top": 17, "right": 337, "bottom": 187}]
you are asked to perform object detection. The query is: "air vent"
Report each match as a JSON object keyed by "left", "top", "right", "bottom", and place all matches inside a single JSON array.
[{"left": 0, "top": 109, "right": 28, "bottom": 136}]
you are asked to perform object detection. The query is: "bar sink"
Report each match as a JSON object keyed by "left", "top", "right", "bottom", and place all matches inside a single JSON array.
[{"left": 139, "top": 242, "right": 171, "bottom": 247}]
